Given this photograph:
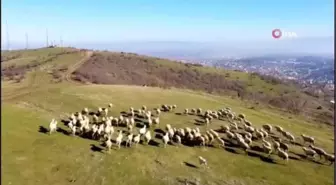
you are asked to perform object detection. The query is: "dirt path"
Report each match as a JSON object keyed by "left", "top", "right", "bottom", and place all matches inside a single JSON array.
[{"left": 64, "top": 50, "right": 93, "bottom": 82}]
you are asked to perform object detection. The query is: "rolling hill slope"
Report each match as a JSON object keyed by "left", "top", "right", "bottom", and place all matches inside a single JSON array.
[{"left": 1, "top": 47, "right": 334, "bottom": 185}]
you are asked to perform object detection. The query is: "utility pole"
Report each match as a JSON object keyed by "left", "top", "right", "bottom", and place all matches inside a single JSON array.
[
  {"left": 46, "top": 28, "right": 49, "bottom": 47},
  {"left": 25, "top": 32, "right": 29, "bottom": 49},
  {"left": 60, "top": 36, "right": 63, "bottom": 47},
  {"left": 6, "top": 20, "right": 10, "bottom": 50}
]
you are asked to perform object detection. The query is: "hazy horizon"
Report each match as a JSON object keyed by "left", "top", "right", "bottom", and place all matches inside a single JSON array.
[{"left": 2, "top": 0, "right": 334, "bottom": 57}]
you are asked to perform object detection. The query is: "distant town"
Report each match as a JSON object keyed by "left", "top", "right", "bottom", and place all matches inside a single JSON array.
[{"left": 180, "top": 55, "right": 334, "bottom": 91}]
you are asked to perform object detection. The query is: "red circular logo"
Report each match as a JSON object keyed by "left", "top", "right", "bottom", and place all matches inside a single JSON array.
[{"left": 272, "top": 29, "right": 282, "bottom": 39}]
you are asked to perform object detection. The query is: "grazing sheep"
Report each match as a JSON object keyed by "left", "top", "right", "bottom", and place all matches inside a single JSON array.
[
  {"left": 133, "top": 134, "right": 141, "bottom": 147},
  {"left": 302, "top": 147, "right": 317, "bottom": 158},
  {"left": 323, "top": 153, "right": 335, "bottom": 165},
  {"left": 144, "top": 130, "right": 151, "bottom": 144},
  {"left": 127, "top": 124, "right": 133, "bottom": 132},
  {"left": 279, "top": 142, "right": 289, "bottom": 152},
  {"left": 244, "top": 135, "right": 252, "bottom": 145},
  {"left": 83, "top": 108, "right": 89, "bottom": 114},
  {"left": 284, "top": 132, "right": 295, "bottom": 143},
  {"left": 191, "top": 108, "right": 196, "bottom": 114},
  {"left": 175, "top": 135, "right": 182, "bottom": 145},
  {"left": 93, "top": 114, "right": 99, "bottom": 122},
  {"left": 139, "top": 125, "right": 147, "bottom": 135},
  {"left": 209, "top": 129, "right": 219, "bottom": 138},
  {"left": 276, "top": 147, "right": 289, "bottom": 163},
  {"left": 163, "top": 132, "right": 170, "bottom": 148},
  {"left": 126, "top": 133, "right": 133, "bottom": 147},
  {"left": 256, "top": 129, "right": 265, "bottom": 139},
  {"left": 301, "top": 134, "right": 315, "bottom": 145},
  {"left": 244, "top": 120, "right": 252, "bottom": 127},
  {"left": 216, "top": 137, "right": 225, "bottom": 147},
  {"left": 98, "top": 107, "right": 103, "bottom": 113},
  {"left": 130, "top": 117, "right": 135, "bottom": 125},
  {"left": 105, "top": 137, "right": 113, "bottom": 153},
  {"left": 245, "top": 125, "right": 255, "bottom": 133},
  {"left": 166, "top": 124, "right": 172, "bottom": 131},
  {"left": 260, "top": 129, "right": 268, "bottom": 138},
  {"left": 142, "top": 105, "right": 147, "bottom": 111},
  {"left": 205, "top": 118, "right": 210, "bottom": 125},
  {"left": 103, "top": 108, "right": 108, "bottom": 115},
  {"left": 184, "top": 108, "right": 189, "bottom": 114},
  {"left": 273, "top": 141, "right": 280, "bottom": 150},
  {"left": 221, "top": 125, "right": 230, "bottom": 133},
  {"left": 226, "top": 131, "right": 235, "bottom": 139},
  {"left": 237, "top": 139, "right": 250, "bottom": 153},
  {"left": 172, "top": 105, "right": 177, "bottom": 109},
  {"left": 71, "top": 126, "right": 77, "bottom": 136},
  {"left": 197, "top": 108, "right": 202, "bottom": 115},
  {"left": 198, "top": 156, "right": 208, "bottom": 167},
  {"left": 262, "top": 143, "right": 273, "bottom": 156},
  {"left": 147, "top": 118, "right": 153, "bottom": 126},
  {"left": 262, "top": 124, "right": 272, "bottom": 133},
  {"left": 156, "top": 108, "right": 161, "bottom": 115},
  {"left": 115, "top": 131, "right": 123, "bottom": 149},
  {"left": 168, "top": 128, "right": 175, "bottom": 139},
  {"left": 274, "top": 125, "right": 284, "bottom": 133},
  {"left": 49, "top": 119, "right": 58, "bottom": 134},
  {"left": 262, "top": 139, "right": 272, "bottom": 148},
  {"left": 108, "top": 103, "right": 113, "bottom": 108},
  {"left": 309, "top": 145, "right": 327, "bottom": 160}
]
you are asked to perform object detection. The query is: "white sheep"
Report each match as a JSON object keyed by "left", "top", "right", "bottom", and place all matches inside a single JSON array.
[
  {"left": 130, "top": 117, "right": 135, "bottom": 126},
  {"left": 209, "top": 129, "right": 219, "bottom": 138},
  {"left": 324, "top": 153, "right": 335, "bottom": 165},
  {"left": 216, "top": 137, "right": 225, "bottom": 147},
  {"left": 175, "top": 135, "right": 182, "bottom": 145},
  {"left": 168, "top": 128, "right": 175, "bottom": 139},
  {"left": 139, "top": 125, "right": 147, "bottom": 135},
  {"left": 301, "top": 134, "right": 315, "bottom": 145},
  {"left": 184, "top": 108, "right": 189, "bottom": 114},
  {"left": 244, "top": 135, "right": 252, "bottom": 145},
  {"left": 302, "top": 147, "right": 316, "bottom": 158},
  {"left": 162, "top": 132, "right": 170, "bottom": 148},
  {"left": 309, "top": 145, "right": 327, "bottom": 159},
  {"left": 115, "top": 130, "right": 123, "bottom": 149},
  {"left": 198, "top": 156, "right": 208, "bottom": 167},
  {"left": 274, "top": 125, "right": 284, "bottom": 133},
  {"left": 127, "top": 124, "right": 133, "bottom": 132},
  {"left": 284, "top": 132, "right": 295, "bottom": 143},
  {"left": 262, "top": 143, "right": 273, "bottom": 156},
  {"left": 126, "top": 133, "right": 133, "bottom": 147},
  {"left": 276, "top": 147, "right": 289, "bottom": 163},
  {"left": 153, "top": 117, "right": 160, "bottom": 125},
  {"left": 156, "top": 108, "right": 161, "bottom": 115},
  {"left": 102, "top": 108, "right": 108, "bottom": 116},
  {"left": 142, "top": 105, "right": 147, "bottom": 111},
  {"left": 83, "top": 108, "right": 89, "bottom": 114},
  {"left": 71, "top": 126, "right": 77, "bottom": 136},
  {"left": 262, "top": 124, "right": 272, "bottom": 133},
  {"left": 147, "top": 118, "right": 152, "bottom": 126},
  {"left": 108, "top": 103, "right": 113, "bottom": 108},
  {"left": 49, "top": 119, "right": 58, "bottom": 134},
  {"left": 98, "top": 107, "right": 103, "bottom": 113},
  {"left": 133, "top": 134, "right": 141, "bottom": 147},
  {"left": 144, "top": 130, "right": 151, "bottom": 144},
  {"left": 166, "top": 124, "right": 172, "bottom": 131},
  {"left": 105, "top": 136, "right": 113, "bottom": 153}
]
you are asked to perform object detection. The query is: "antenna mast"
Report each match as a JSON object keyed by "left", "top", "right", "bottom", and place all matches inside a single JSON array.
[
  {"left": 25, "top": 32, "right": 29, "bottom": 49},
  {"left": 46, "top": 28, "right": 49, "bottom": 47},
  {"left": 6, "top": 20, "right": 10, "bottom": 50}
]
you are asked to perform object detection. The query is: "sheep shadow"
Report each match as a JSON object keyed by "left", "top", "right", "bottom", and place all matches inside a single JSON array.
[
  {"left": 89, "top": 111, "right": 97, "bottom": 116},
  {"left": 135, "top": 122, "right": 144, "bottom": 128},
  {"left": 61, "top": 119, "right": 70, "bottom": 126},
  {"left": 155, "top": 133, "right": 163, "bottom": 140},
  {"left": 90, "top": 144, "right": 104, "bottom": 153},
  {"left": 247, "top": 151, "right": 277, "bottom": 164},
  {"left": 148, "top": 140, "right": 160, "bottom": 147},
  {"left": 224, "top": 146, "right": 239, "bottom": 154},
  {"left": 175, "top": 113, "right": 182, "bottom": 116},
  {"left": 183, "top": 162, "right": 198, "bottom": 169},
  {"left": 154, "top": 128, "right": 165, "bottom": 135},
  {"left": 291, "top": 141, "right": 303, "bottom": 147},
  {"left": 194, "top": 119, "right": 204, "bottom": 124},
  {"left": 57, "top": 127, "right": 70, "bottom": 136},
  {"left": 38, "top": 126, "right": 49, "bottom": 134},
  {"left": 120, "top": 111, "right": 128, "bottom": 116},
  {"left": 250, "top": 145, "right": 264, "bottom": 153}
]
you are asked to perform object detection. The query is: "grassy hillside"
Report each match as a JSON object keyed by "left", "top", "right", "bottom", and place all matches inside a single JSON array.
[
  {"left": 72, "top": 51, "right": 333, "bottom": 125},
  {"left": 1, "top": 47, "right": 334, "bottom": 185}
]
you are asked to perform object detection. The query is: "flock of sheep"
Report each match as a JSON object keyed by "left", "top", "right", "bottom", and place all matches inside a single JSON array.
[{"left": 48, "top": 103, "right": 335, "bottom": 167}]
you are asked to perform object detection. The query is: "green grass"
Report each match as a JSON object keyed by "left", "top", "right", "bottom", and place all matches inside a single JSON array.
[{"left": 1, "top": 48, "right": 334, "bottom": 185}]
